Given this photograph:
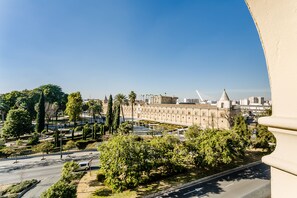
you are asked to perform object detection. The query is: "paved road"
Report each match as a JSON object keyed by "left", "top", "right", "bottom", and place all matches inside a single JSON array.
[
  {"left": 155, "top": 163, "right": 270, "bottom": 198},
  {"left": 0, "top": 151, "right": 99, "bottom": 197}
]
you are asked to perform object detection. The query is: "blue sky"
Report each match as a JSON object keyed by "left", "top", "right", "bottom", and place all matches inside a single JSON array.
[{"left": 0, "top": 0, "right": 270, "bottom": 100}]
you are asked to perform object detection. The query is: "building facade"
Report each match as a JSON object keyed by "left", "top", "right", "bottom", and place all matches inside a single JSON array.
[{"left": 103, "top": 90, "right": 238, "bottom": 129}]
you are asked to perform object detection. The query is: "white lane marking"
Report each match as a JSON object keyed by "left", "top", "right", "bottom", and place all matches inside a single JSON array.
[
  {"left": 183, "top": 187, "right": 203, "bottom": 196},
  {"left": 225, "top": 182, "right": 234, "bottom": 188}
]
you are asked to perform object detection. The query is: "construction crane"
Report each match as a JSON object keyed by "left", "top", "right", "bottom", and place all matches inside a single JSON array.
[{"left": 195, "top": 90, "right": 206, "bottom": 104}]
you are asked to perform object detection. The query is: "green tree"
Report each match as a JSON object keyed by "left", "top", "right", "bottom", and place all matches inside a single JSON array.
[
  {"left": 105, "top": 95, "right": 113, "bottom": 134},
  {"left": 233, "top": 115, "right": 250, "bottom": 147},
  {"left": 1, "top": 109, "right": 32, "bottom": 139},
  {"left": 114, "top": 94, "right": 128, "bottom": 122},
  {"left": 82, "top": 123, "right": 91, "bottom": 140},
  {"left": 35, "top": 92, "right": 45, "bottom": 133},
  {"left": 128, "top": 91, "right": 136, "bottom": 133},
  {"left": 99, "top": 135, "right": 149, "bottom": 191},
  {"left": 61, "top": 161, "right": 79, "bottom": 182},
  {"left": 65, "top": 92, "right": 83, "bottom": 124},
  {"left": 0, "top": 97, "right": 9, "bottom": 122},
  {"left": 185, "top": 128, "right": 245, "bottom": 168},
  {"left": 113, "top": 103, "right": 120, "bottom": 132},
  {"left": 87, "top": 99, "right": 103, "bottom": 121},
  {"left": 38, "top": 84, "right": 66, "bottom": 107}
]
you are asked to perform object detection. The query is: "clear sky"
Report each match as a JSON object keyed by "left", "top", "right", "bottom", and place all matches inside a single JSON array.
[{"left": 0, "top": 0, "right": 270, "bottom": 101}]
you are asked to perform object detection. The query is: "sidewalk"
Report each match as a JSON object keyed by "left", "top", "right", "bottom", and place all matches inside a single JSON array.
[{"left": 0, "top": 150, "right": 99, "bottom": 173}]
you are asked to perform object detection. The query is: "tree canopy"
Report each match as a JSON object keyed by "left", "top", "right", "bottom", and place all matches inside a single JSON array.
[
  {"left": 65, "top": 92, "right": 83, "bottom": 122},
  {"left": 114, "top": 94, "right": 128, "bottom": 122},
  {"left": 35, "top": 92, "right": 45, "bottom": 133},
  {"left": 1, "top": 109, "right": 32, "bottom": 139},
  {"left": 105, "top": 95, "right": 113, "bottom": 133}
]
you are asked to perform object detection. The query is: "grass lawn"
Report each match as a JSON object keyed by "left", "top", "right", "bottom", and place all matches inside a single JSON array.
[{"left": 77, "top": 149, "right": 268, "bottom": 198}]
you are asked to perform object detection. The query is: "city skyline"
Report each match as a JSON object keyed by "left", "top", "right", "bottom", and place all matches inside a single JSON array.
[{"left": 0, "top": 0, "right": 270, "bottom": 100}]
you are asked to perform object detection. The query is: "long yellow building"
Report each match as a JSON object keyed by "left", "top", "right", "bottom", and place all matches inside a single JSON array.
[{"left": 103, "top": 90, "right": 239, "bottom": 129}]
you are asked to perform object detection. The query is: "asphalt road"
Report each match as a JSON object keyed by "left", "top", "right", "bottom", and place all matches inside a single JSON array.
[
  {"left": 155, "top": 163, "right": 270, "bottom": 198},
  {"left": 0, "top": 157, "right": 99, "bottom": 198}
]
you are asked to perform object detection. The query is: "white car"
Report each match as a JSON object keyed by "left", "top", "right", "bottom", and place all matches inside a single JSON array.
[{"left": 77, "top": 161, "right": 90, "bottom": 171}]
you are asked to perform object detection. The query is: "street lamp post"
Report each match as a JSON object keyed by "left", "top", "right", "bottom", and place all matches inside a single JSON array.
[{"left": 58, "top": 123, "right": 63, "bottom": 159}]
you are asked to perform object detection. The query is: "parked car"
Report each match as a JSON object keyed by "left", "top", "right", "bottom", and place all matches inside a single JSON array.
[{"left": 77, "top": 161, "right": 90, "bottom": 171}]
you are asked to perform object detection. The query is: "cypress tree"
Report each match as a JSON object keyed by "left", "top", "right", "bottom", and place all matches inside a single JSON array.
[
  {"left": 36, "top": 91, "right": 45, "bottom": 133},
  {"left": 105, "top": 95, "right": 113, "bottom": 134},
  {"left": 113, "top": 103, "right": 120, "bottom": 132}
]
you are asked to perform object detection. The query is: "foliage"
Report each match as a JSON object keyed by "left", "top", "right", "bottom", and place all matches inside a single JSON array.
[
  {"left": 34, "top": 141, "right": 54, "bottom": 154},
  {"left": 41, "top": 180, "right": 76, "bottom": 198},
  {"left": 2, "top": 179, "right": 38, "bottom": 195},
  {"left": 252, "top": 125, "right": 275, "bottom": 152},
  {"left": 38, "top": 84, "right": 67, "bottom": 110},
  {"left": 64, "top": 140, "right": 77, "bottom": 150},
  {"left": 75, "top": 140, "right": 95, "bottom": 150},
  {"left": 113, "top": 103, "right": 121, "bottom": 132},
  {"left": 97, "top": 169, "right": 106, "bottom": 182},
  {"left": 149, "top": 135, "right": 190, "bottom": 175},
  {"left": 1, "top": 147, "right": 15, "bottom": 157},
  {"left": 82, "top": 123, "right": 92, "bottom": 140},
  {"left": 61, "top": 161, "right": 79, "bottom": 182},
  {"left": 35, "top": 91, "right": 45, "bottom": 133},
  {"left": 1, "top": 109, "right": 32, "bottom": 139},
  {"left": 105, "top": 95, "right": 113, "bottom": 133},
  {"left": 27, "top": 132, "right": 40, "bottom": 145},
  {"left": 233, "top": 115, "right": 250, "bottom": 147},
  {"left": 87, "top": 99, "right": 103, "bottom": 120},
  {"left": 99, "top": 135, "right": 149, "bottom": 191},
  {"left": 118, "top": 122, "right": 132, "bottom": 134},
  {"left": 114, "top": 93, "right": 128, "bottom": 122},
  {"left": 98, "top": 135, "right": 190, "bottom": 192},
  {"left": 184, "top": 125, "right": 203, "bottom": 139},
  {"left": 185, "top": 128, "right": 245, "bottom": 168},
  {"left": 65, "top": 92, "right": 83, "bottom": 122},
  {"left": 93, "top": 187, "right": 112, "bottom": 196},
  {"left": 128, "top": 91, "right": 136, "bottom": 132}
]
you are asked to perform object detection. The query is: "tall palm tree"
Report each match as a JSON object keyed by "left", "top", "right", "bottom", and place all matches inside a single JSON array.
[
  {"left": 128, "top": 91, "right": 136, "bottom": 133},
  {"left": 87, "top": 99, "right": 103, "bottom": 122},
  {"left": 114, "top": 94, "right": 128, "bottom": 122}
]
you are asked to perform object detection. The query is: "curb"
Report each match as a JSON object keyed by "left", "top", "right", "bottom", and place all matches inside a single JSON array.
[
  {"left": 144, "top": 161, "right": 262, "bottom": 198},
  {"left": 0, "top": 149, "right": 98, "bottom": 162},
  {"left": 18, "top": 180, "right": 41, "bottom": 198}
]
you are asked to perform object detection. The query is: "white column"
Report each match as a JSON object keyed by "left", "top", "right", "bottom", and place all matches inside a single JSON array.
[{"left": 246, "top": 0, "right": 297, "bottom": 197}]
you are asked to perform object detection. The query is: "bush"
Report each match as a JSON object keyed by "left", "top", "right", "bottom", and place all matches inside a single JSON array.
[
  {"left": 74, "top": 126, "right": 82, "bottom": 132},
  {"left": 41, "top": 180, "right": 76, "bottom": 198},
  {"left": 61, "top": 161, "right": 79, "bottom": 182},
  {"left": 2, "top": 179, "right": 38, "bottom": 195},
  {"left": 75, "top": 140, "right": 88, "bottom": 150},
  {"left": 64, "top": 140, "right": 76, "bottom": 150},
  {"left": 27, "top": 132, "right": 40, "bottom": 146},
  {"left": 93, "top": 187, "right": 112, "bottom": 196},
  {"left": 75, "top": 140, "right": 95, "bottom": 150},
  {"left": 97, "top": 169, "right": 106, "bottom": 183}
]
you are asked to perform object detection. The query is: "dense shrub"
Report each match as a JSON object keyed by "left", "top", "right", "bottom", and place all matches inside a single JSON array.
[
  {"left": 2, "top": 179, "right": 38, "bottom": 195},
  {"left": 93, "top": 187, "right": 112, "bottom": 196},
  {"left": 41, "top": 180, "right": 76, "bottom": 198},
  {"left": 27, "top": 132, "right": 40, "bottom": 146},
  {"left": 61, "top": 161, "right": 79, "bottom": 182},
  {"left": 75, "top": 140, "right": 95, "bottom": 150},
  {"left": 96, "top": 169, "right": 106, "bottom": 183},
  {"left": 64, "top": 140, "right": 76, "bottom": 150}
]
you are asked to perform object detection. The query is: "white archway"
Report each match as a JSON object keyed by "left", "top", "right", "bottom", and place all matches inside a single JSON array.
[{"left": 246, "top": 0, "right": 297, "bottom": 197}]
